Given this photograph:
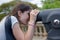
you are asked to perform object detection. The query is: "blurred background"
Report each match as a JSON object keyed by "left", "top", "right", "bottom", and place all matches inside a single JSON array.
[{"left": 0, "top": 0, "right": 60, "bottom": 40}]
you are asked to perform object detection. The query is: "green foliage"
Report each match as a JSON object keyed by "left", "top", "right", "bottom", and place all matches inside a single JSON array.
[
  {"left": 22, "top": 2, "right": 38, "bottom": 9},
  {"left": 42, "top": 0, "right": 60, "bottom": 9},
  {"left": 0, "top": 14, "right": 6, "bottom": 21},
  {"left": 0, "top": 0, "right": 38, "bottom": 13}
]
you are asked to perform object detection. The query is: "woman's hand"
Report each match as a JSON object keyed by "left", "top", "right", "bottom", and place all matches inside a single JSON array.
[{"left": 29, "top": 9, "right": 39, "bottom": 24}]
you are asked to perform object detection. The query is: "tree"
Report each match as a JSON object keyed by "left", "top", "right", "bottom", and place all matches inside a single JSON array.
[
  {"left": 42, "top": 0, "right": 60, "bottom": 9},
  {"left": 0, "top": 0, "right": 38, "bottom": 14}
]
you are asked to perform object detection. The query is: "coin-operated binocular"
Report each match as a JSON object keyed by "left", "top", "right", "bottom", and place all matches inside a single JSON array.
[{"left": 36, "top": 8, "right": 60, "bottom": 40}]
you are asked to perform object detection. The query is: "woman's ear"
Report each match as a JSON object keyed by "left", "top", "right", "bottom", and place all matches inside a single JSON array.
[{"left": 18, "top": 11, "right": 22, "bottom": 17}]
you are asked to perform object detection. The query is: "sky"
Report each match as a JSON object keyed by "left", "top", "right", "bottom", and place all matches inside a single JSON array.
[
  {"left": 0, "top": 0, "right": 43, "bottom": 7},
  {"left": 0, "top": 0, "right": 13, "bottom": 5}
]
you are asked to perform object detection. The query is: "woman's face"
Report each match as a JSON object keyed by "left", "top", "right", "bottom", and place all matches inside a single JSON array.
[{"left": 19, "top": 11, "right": 30, "bottom": 25}]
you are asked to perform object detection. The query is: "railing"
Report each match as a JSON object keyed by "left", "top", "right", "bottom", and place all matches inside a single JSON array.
[{"left": 35, "top": 22, "right": 47, "bottom": 37}]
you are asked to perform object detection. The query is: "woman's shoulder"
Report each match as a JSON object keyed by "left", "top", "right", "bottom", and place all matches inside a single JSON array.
[
  {"left": 11, "top": 16, "right": 18, "bottom": 23},
  {"left": 11, "top": 16, "right": 18, "bottom": 20},
  {"left": 11, "top": 16, "right": 17, "bottom": 19},
  {"left": 11, "top": 16, "right": 18, "bottom": 28}
]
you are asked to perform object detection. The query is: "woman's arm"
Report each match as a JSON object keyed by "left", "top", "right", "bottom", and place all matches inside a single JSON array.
[
  {"left": 12, "top": 22, "right": 24, "bottom": 40},
  {"left": 12, "top": 22, "right": 35, "bottom": 40},
  {"left": 25, "top": 9, "right": 39, "bottom": 40},
  {"left": 25, "top": 22, "right": 35, "bottom": 40}
]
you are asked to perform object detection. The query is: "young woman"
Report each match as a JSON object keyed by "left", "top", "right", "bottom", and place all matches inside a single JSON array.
[{"left": 0, "top": 3, "right": 39, "bottom": 40}]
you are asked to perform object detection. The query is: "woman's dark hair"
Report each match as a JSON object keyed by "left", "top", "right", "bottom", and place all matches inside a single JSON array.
[{"left": 10, "top": 3, "right": 32, "bottom": 23}]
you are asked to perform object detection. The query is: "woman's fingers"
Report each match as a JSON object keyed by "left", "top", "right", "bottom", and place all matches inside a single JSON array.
[
  {"left": 30, "top": 9, "right": 39, "bottom": 16},
  {"left": 29, "top": 9, "right": 39, "bottom": 23}
]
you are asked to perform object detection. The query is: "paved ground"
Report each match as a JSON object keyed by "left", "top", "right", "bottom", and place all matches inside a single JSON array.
[{"left": 33, "top": 36, "right": 47, "bottom": 40}]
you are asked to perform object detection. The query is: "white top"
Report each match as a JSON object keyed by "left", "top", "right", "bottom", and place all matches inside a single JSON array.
[{"left": 0, "top": 16, "right": 18, "bottom": 40}]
